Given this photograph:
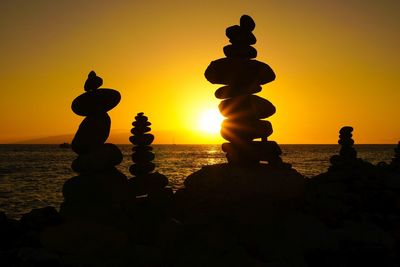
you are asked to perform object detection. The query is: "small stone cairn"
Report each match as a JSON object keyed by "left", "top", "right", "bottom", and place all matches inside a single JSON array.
[
  {"left": 204, "top": 15, "right": 287, "bottom": 167},
  {"left": 128, "top": 112, "right": 169, "bottom": 197},
  {"left": 60, "top": 71, "right": 128, "bottom": 220},
  {"left": 391, "top": 141, "right": 400, "bottom": 171},
  {"left": 329, "top": 126, "right": 360, "bottom": 170}
]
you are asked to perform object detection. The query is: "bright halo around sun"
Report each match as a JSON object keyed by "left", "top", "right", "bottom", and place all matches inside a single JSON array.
[{"left": 198, "top": 109, "right": 224, "bottom": 134}]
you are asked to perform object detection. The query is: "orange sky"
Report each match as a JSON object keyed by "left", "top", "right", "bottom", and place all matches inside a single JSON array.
[{"left": 0, "top": 0, "right": 399, "bottom": 144}]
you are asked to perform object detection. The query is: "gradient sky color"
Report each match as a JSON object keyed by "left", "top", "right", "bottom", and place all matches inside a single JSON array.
[{"left": 0, "top": 0, "right": 399, "bottom": 144}]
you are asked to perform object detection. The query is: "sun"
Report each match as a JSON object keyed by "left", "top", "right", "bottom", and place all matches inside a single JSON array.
[{"left": 198, "top": 109, "right": 225, "bottom": 134}]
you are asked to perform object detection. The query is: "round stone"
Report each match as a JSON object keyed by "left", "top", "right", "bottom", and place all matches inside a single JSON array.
[
  {"left": 129, "top": 162, "right": 155, "bottom": 176},
  {"left": 339, "top": 126, "right": 353, "bottom": 135},
  {"left": 338, "top": 138, "right": 354, "bottom": 146},
  {"left": 223, "top": 45, "right": 257, "bottom": 59},
  {"left": 71, "top": 144, "right": 123, "bottom": 173},
  {"left": 240, "top": 15, "right": 256, "bottom": 31},
  {"left": 205, "top": 58, "right": 275, "bottom": 85},
  {"left": 218, "top": 95, "right": 276, "bottom": 119},
  {"left": 71, "top": 89, "right": 121, "bottom": 116},
  {"left": 226, "top": 25, "right": 256, "bottom": 45},
  {"left": 71, "top": 113, "right": 111, "bottom": 154},
  {"left": 131, "top": 150, "right": 155, "bottom": 162},
  {"left": 221, "top": 119, "right": 273, "bottom": 142},
  {"left": 215, "top": 84, "right": 261, "bottom": 99},
  {"left": 129, "top": 134, "right": 154, "bottom": 146},
  {"left": 132, "top": 145, "right": 153, "bottom": 152},
  {"left": 84, "top": 71, "right": 103, "bottom": 91},
  {"left": 221, "top": 140, "right": 282, "bottom": 164},
  {"left": 132, "top": 120, "right": 151, "bottom": 127},
  {"left": 130, "top": 126, "right": 151, "bottom": 135}
]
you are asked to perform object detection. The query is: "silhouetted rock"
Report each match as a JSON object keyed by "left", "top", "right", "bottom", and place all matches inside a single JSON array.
[
  {"left": 71, "top": 113, "right": 111, "bottom": 154},
  {"left": 329, "top": 126, "right": 361, "bottom": 171},
  {"left": 205, "top": 58, "right": 275, "bottom": 85},
  {"left": 71, "top": 88, "right": 121, "bottom": 116},
  {"left": 215, "top": 84, "right": 261, "bottom": 99},
  {"left": 204, "top": 15, "right": 287, "bottom": 166},
  {"left": 61, "top": 71, "right": 127, "bottom": 221},
  {"left": 84, "top": 70, "right": 103, "bottom": 91},
  {"left": 391, "top": 141, "right": 400, "bottom": 171},
  {"left": 128, "top": 112, "right": 169, "bottom": 196}
]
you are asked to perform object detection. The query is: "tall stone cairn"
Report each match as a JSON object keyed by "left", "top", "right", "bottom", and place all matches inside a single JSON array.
[
  {"left": 204, "top": 15, "right": 287, "bottom": 167},
  {"left": 128, "top": 112, "right": 168, "bottom": 196},
  {"left": 329, "top": 126, "right": 358, "bottom": 170},
  {"left": 391, "top": 141, "right": 400, "bottom": 170},
  {"left": 60, "top": 71, "right": 128, "bottom": 220}
]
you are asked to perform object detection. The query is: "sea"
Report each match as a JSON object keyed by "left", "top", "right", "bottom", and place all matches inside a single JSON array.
[{"left": 0, "top": 144, "right": 396, "bottom": 219}]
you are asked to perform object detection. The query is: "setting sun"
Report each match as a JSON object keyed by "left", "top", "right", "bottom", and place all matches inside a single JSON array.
[{"left": 198, "top": 109, "right": 225, "bottom": 134}]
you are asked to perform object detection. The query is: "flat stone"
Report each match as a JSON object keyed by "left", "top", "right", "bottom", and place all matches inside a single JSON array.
[
  {"left": 132, "top": 120, "right": 151, "bottom": 127},
  {"left": 221, "top": 119, "right": 273, "bottom": 142},
  {"left": 205, "top": 58, "right": 275, "bottom": 85},
  {"left": 218, "top": 95, "right": 276, "bottom": 119},
  {"left": 215, "top": 84, "right": 261, "bottom": 99},
  {"left": 129, "top": 134, "right": 154, "bottom": 146},
  {"left": 338, "top": 138, "right": 354, "bottom": 146},
  {"left": 135, "top": 112, "right": 148, "bottom": 121},
  {"left": 71, "top": 143, "right": 123, "bottom": 172},
  {"left": 339, "top": 126, "right": 353, "bottom": 135},
  {"left": 223, "top": 45, "right": 257, "bottom": 59},
  {"left": 222, "top": 141, "right": 282, "bottom": 164},
  {"left": 129, "top": 162, "right": 155, "bottom": 176},
  {"left": 84, "top": 71, "right": 103, "bottom": 91},
  {"left": 72, "top": 89, "right": 121, "bottom": 116},
  {"left": 339, "top": 133, "right": 352, "bottom": 139},
  {"left": 226, "top": 25, "right": 256, "bottom": 45},
  {"left": 131, "top": 150, "right": 155, "bottom": 162},
  {"left": 71, "top": 113, "right": 110, "bottom": 154},
  {"left": 131, "top": 126, "right": 151, "bottom": 135},
  {"left": 240, "top": 15, "right": 255, "bottom": 32}
]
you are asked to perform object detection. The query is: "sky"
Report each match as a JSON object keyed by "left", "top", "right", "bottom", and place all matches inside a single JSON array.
[{"left": 0, "top": 0, "right": 399, "bottom": 144}]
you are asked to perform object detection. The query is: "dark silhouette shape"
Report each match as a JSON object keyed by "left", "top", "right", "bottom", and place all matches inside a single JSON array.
[
  {"left": 391, "top": 141, "right": 400, "bottom": 171},
  {"left": 127, "top": 112, "right": 169, "bottom": 196},
  {"left": 60, "top": 71, "right": 128, "bottom": 221},
  {"left": 205, "top": 15, "right": 288, "bottom": 167},
  {"left": 329, "top": 126, "right": 362, "bottom": 171}
]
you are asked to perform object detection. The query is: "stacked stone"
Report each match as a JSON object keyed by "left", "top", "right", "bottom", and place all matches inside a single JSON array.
[
  {"left": 391, "top": 142, "right": 400, "bottom": 170},
  {"left": 204, "top": 15, "right": 286, "bottom": 166},
  {"left": 128, "top": 112, "right": 168, "bottom": 196},
  {"left": 329, "top": 126, "right": 358, "bottom": 170},
  {"left": 60, "top": 71, "right": 128, "bottom": 220}
]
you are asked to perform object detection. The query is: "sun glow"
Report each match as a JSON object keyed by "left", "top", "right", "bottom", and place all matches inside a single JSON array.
[{"left": 198, "top": 109, "right": 225, "bottom": 134}]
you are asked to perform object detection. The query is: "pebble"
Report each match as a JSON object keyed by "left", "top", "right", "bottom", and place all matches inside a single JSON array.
[
  {"left": 226, "top": 25, "right": 257, "bottom": 45},
  {"left": 215, "top": 84, "right": 261, "bottom": 99},
  {"left": 84, "top": 71, "right": 103, "bottom": 91},
  {"left": 223, "top": 45, "right": 257, "bottom": 59},
  {"left": 71, "top": 89, "right": 121, "bottom": 116},
  {"left": 339, "top": 126, "right": 353, "bottom": 135},
  {"left": 71, "top": 113, "right": 111, "bottom": 154},
  {"left": 205, "top": 58, "right": 275, "bottom": 85},
  {"left": 129, "top": 162, "right": 156, "bottom": 176},
  {"left": 221, "top": 119, "right": 273, "bottom": 142},
  {"left": 218, "top": 95, "right": 276, "bottom": 119},
  {"left": 129, "top": 134, "right": 155, "bottom": 146},
  {"left": 131, "top": 150, "right": 155, "bottom": 162},
  {"left": 240, "top": 15, "right": 256, "bottom": 31}
]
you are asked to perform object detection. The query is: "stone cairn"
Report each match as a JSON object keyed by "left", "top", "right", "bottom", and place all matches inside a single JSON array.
[
  {"left": 60, "top": 71, "right": 128, "bottom": 221},
  {"left": 128, "top": 112, "right": 169, "bottom": 197},
  {"left": 329, "top": 126, "right": 358, "bottom": 170},
  {"left": 391, "top": 141, "right": 400, "bottom": 171},
  {"left": 204, "top": 15, "right": 287, "bottom": 167}
]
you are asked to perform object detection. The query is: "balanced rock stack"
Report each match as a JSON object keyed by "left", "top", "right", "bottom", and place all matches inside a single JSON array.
[
  {"left": 128, "top": 112, "right": 168, "bottom": 196},
  {"left": 391, "top": 142, "right": 400, "bottom": 171},
  {"left": 205, "top": 15, "right": 286, "bottom": 167},
  {"left": 329, "top": 126, "right": 358, "bottom": 170},
  {"left": 60, "top": 71, "right": 128, "bottom": 220}
]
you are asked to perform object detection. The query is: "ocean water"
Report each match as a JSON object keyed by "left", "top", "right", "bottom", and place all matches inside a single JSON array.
[{"left": 0, "top": 144, "right": 396, "bottom": 219}]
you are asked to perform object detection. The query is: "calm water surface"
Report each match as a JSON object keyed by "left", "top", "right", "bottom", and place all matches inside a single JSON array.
[{"left": 0, "top": 144, "right": 396, "bottom": 218}]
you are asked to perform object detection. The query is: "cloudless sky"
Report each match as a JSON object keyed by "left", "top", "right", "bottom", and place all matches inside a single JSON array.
[{"left": 0, "top": 0, "right": 399, "bottom": 144}]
